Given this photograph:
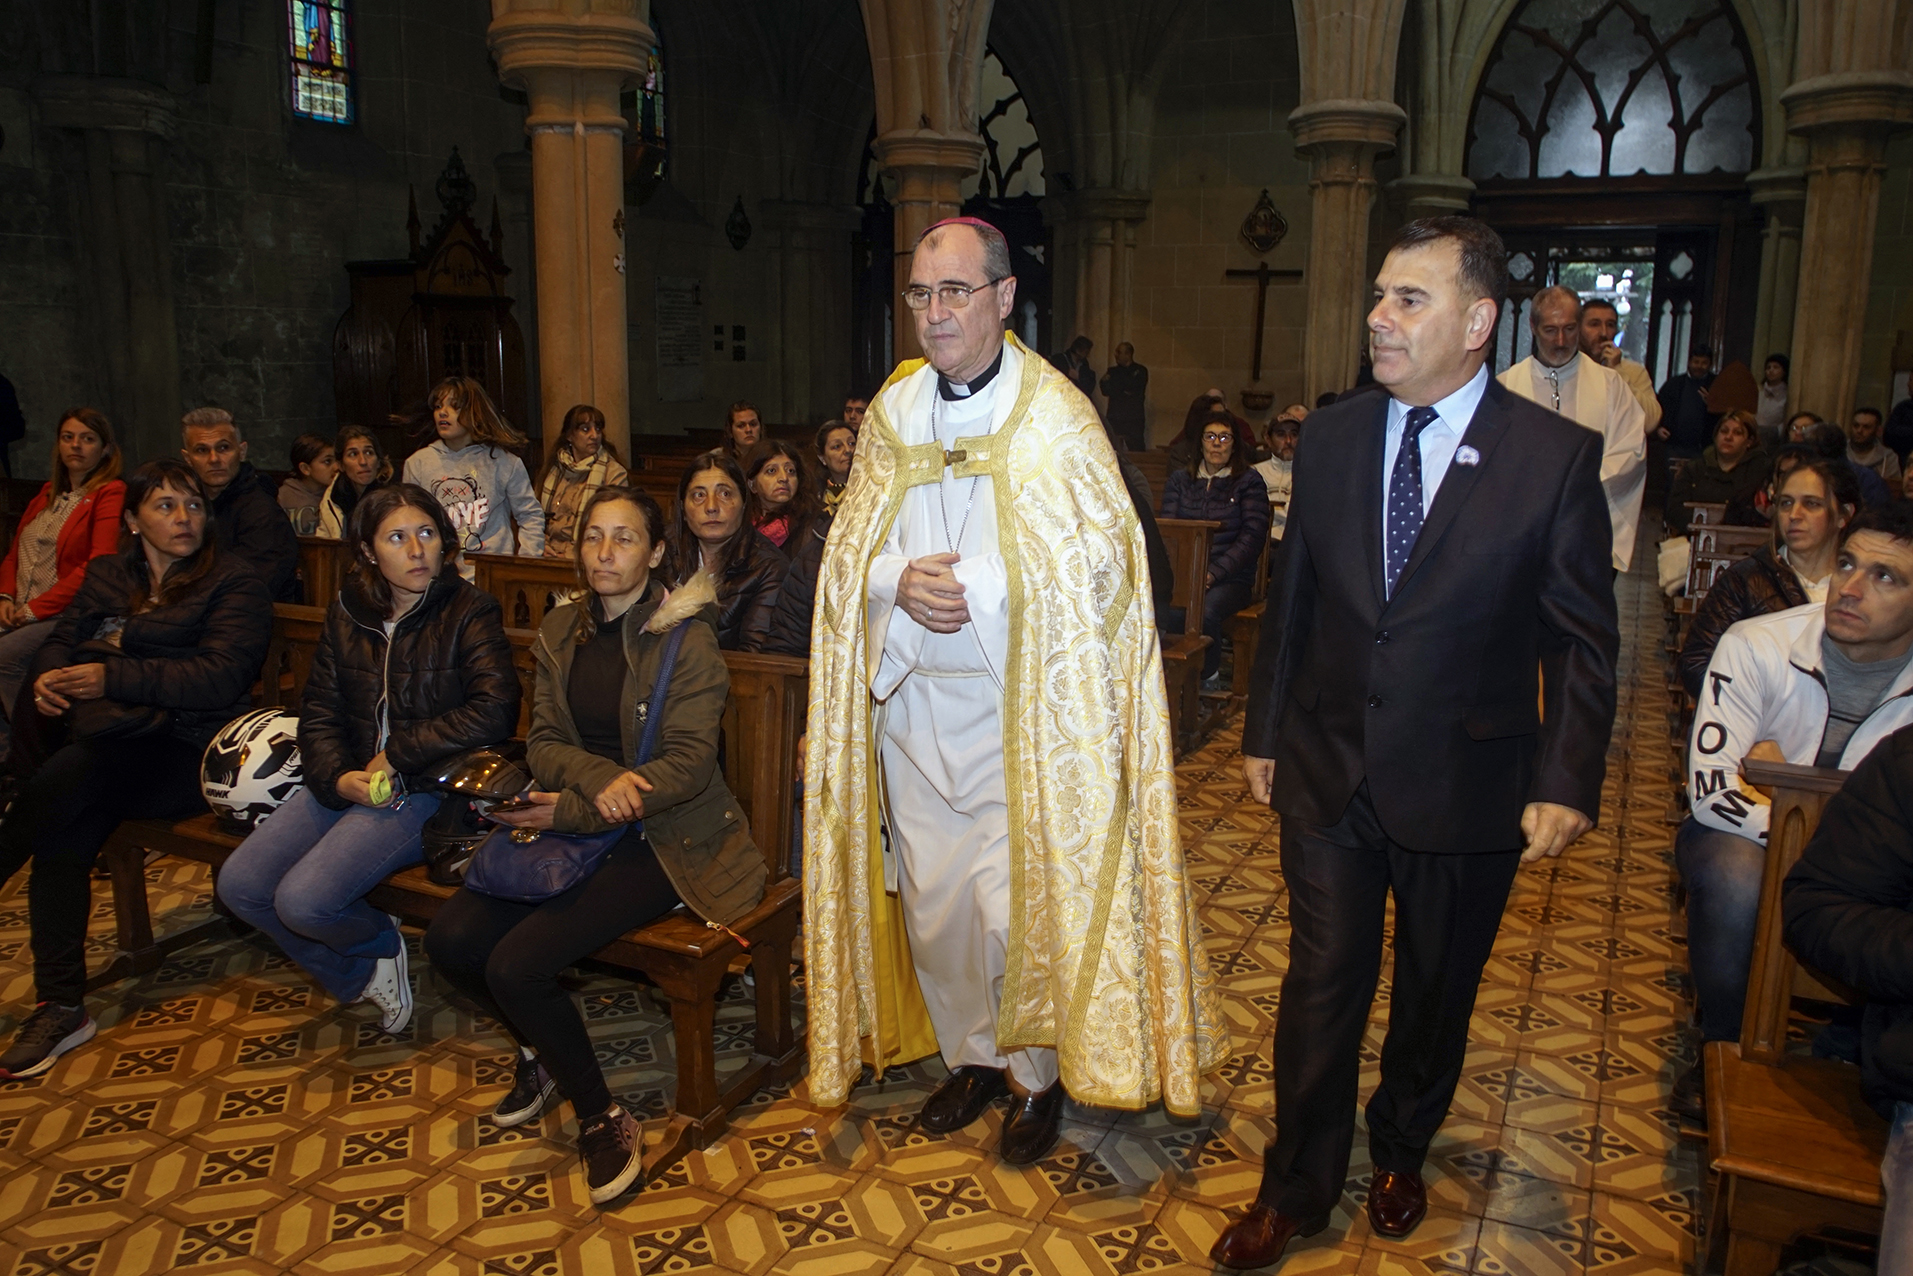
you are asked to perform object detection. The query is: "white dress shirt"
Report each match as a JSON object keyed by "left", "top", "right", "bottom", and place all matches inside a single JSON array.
[{"left": 1380, "top": 364, "right": 1490, "bottom": 546}]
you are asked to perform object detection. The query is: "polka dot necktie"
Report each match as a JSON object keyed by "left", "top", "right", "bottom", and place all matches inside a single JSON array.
[{"left": 1386, "top": 406, "right": 1441, "bottom": 599}]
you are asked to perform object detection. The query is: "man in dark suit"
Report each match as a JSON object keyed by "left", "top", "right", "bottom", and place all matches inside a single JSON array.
[{"left": 1211, "top": 217, "right": 1620, "bottom": 1269}]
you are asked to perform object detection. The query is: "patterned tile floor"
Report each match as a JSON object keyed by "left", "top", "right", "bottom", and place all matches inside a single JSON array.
[{"left": 0, "top": 569, "right": 1705, "bottom": 1275}]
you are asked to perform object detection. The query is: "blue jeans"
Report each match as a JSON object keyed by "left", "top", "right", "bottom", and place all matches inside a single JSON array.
[
  {"left": 1883, "top": 1102, "right": 1913, "bottom": 1273},
  {"left": 217, "top": 786, "right": 438, "bottom": 1002},
  {"left": 1674, "top": 816, "right": 1765, "bottom": 1042}
]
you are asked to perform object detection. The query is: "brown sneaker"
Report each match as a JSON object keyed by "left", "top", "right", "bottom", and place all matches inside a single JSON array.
[{"left": 578, "top": 1105, "right": 645, "bottom": 1204}]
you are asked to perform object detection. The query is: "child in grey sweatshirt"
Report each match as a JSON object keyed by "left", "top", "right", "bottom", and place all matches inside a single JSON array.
[{"left": 404, "top": 377, "right": 546, "bottom": 565}]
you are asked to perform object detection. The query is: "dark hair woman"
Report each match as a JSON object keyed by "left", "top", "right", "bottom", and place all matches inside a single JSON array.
[
  {"left": 217, "top": 484, "right": 520, "bottom": 1035},
  {"left": 315, "top": 425, "right": 392, "bottom": 541},
  {"left": 743, "top": 439, "right": 823, "bottom": 552},
  {"left": 1166, "top": 388, "right": 1232, "bottom": 472},
  {"left": 0, "top": 460, "right": 272, "bottom": 1080},
  {"left": 1678, "top": 458, "right": 1861, "bottom": 699},
  {"left": 1159, "top": 409, "right": 1269, "bottom": 686},
  {"left": 537, "top": 404, "right": 630, "bottom": 560},
  {"left": 815, "top": 419, "right": 856, "bottom": 512},
  {"left": 0, "top": 408, "right": 127, "bottom": 755},
  {"left": 671, "top": 450, "right": 787, "bottom": 651},
  {"left": 279, "top": 433, "right": 340, "bottom": 535},
  {"left": 427, "top": 485, "right": 766, "bottom": 1205}
]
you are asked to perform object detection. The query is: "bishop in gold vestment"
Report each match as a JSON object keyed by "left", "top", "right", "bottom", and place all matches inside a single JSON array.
[{"left": 802, "top": 218, "right": 1224, "bottom": 1165}]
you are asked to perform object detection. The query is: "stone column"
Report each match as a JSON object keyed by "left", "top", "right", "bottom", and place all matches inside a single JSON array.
[
  {"left": 34, "top": 75, "right": 181, "bottom": 462},
  {"left": 494, "top": 149, "right": 540, "bottom": 425},
  {"left": 1290, "top": 99, "right": 1406, "bottom": 406},
  {"left": 872, "top": 133, "right": 985, "bottom": 362},
  {"left": 1043, "top": 188, "right": 1152, "bottom": 392},
  {"left": 1782, "top": 74, "right": 1913, "bottom": 425},
  {"left": 758, "top": 201, "right": 863, "bottom": 424},
  {"left": 1389, "top": 172, "right": 1475, "bottom": 222},
  {"left": 489, "top": 4, "right": 649, "bottom": 461},
  {"left": 1746, "top": 167, "right": 1806, "bottom": 373}
]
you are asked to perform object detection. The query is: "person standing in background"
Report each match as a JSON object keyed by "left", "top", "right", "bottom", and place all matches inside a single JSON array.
[
  {"left": 402, "top": 377, "right": 545, "bottom": 566},
  {"left": 1755, "top": 354, "right": 1790, "bottom": 448},
  {"left": 1049, "top": 335, "right": 1096, "bottom": 399},
  {"left": 1658, "top": 346, "right": 1718, "bottom": 467},
  {"left": 1577, "top": 299, "right": 1662, "bottom": 436},
  {"left": 1099, "top": 342, "right": 1149, "bottom": 451}
]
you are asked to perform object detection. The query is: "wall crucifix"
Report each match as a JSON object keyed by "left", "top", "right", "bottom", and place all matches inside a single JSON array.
[{"left": 1224, "top": 261, "right": 1303, "bottom": 384}]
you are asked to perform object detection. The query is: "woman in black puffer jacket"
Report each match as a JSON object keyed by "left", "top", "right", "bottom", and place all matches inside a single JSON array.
[
  {"left": 669, "top": 450, "right": 787, "bottom": 651},
  {"left": 0, "top": 460, "right": 271, "bottom": 1081},
  {"left": 1160, "top": 408, "right": 1269, "bottom": 684},
  {"left": 1677, "top": 458, "right": 1858, "bottom": 700},
  {"left": 218, "top": 484, "right": 520, "bottom": 1035}
]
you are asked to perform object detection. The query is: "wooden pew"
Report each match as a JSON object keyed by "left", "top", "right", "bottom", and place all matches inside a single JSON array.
[
  {"left": 94, "top": 603, "right": 808, "bottom": 1180},
  {"left": 1703, "top": 757, "right": 1888, "bottom": 1273},
  {"left": 1156, "top": 517, "right": 1219, "bottom": 755},
  {"left": 1223, "top": 536, "right": 1276, "bottom": 724},
  {"left": 469, "top": 553, "right": 581, "bottom": 630},
  {"left": 296, "top": 534, "right": 342, "bottom": 608}
]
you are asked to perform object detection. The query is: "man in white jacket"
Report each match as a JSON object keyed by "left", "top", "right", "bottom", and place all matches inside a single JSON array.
[
  {"left": 1499, "top": 287, "right": 1646, "bottom": 573},
  {"left": 1674, "top": 502, "right": 1913, "bottom": 1117}
]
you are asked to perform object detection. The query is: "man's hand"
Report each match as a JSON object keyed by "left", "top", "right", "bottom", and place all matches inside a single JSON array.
[
  {"left": 897, "top": 553, "right": 970, "bottom": 634},
  {"left": 1243, "top": 755, "right": 1275, "bottom": 805},
  {"left": 1520, "top": 801, "right": 1592, "bottom": 863},
  {"left": 1595, "top": 344, "right": 1623, "bottom": 369},
  {"left": 1656, "top": 426, "right": 1670, "bottom": 440}
]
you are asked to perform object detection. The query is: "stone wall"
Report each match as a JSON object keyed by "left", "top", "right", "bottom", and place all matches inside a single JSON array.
[
  {"left": 1861, "top": 131, "right": 1913, "bottom": 417},
  {"left": 1122, "top": 0, "right": 1310, "bottom": 445}
]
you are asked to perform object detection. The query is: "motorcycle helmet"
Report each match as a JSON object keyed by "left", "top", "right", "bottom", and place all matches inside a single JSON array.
[
  {"left": 202, "top": 709, "right": 303, "bottom": 835},
  {"left": 418, "top": 744, "right": 532, "bottom": 886}
]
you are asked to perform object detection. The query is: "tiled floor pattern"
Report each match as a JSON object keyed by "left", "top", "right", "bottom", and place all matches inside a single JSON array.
[{"left": 0, "top": 570, "right": 1706, "bottom": 1275}]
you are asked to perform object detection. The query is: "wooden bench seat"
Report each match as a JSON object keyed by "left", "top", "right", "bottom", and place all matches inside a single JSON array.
[
  {"left": 1157, "top": 517, "right": 1218, "bottom": 756},
  {"left": 91, "top": 590, "right": 810, "bottom": 1180}
]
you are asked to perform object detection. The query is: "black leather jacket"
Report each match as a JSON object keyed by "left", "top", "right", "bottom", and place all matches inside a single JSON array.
[
  {"left": 766, "top": 517, "right": 827, "bottom": 657},
  {"left": 40, "top": 548, "right": 273, "bottom": 749},
  {"left": 675, "top": 530, "right": 788, "bottom": 652},
  {"left": 298, "top": 570, "right": 521, "bottom": 809},
  {"left": 1676, "top": 544, "right": 1808, "bottom": 700}
]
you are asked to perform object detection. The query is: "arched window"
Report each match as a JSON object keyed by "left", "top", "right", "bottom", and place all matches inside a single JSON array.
[
  {"left": 963, "top": 49, "right": 1045, "bottom": 201},
  {"left": 622, "top": 32, "right": 668, "bottom": 201},
  {"left": 1467, "top": 0, "right": 1758, "bottom": 181},
  {"left": 288, "top": 0, "right": 355, "bottom": 124}
]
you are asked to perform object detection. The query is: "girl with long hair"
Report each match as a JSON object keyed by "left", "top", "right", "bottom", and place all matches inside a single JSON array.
[{"left": 402, "top": 377, "right": 545, "bottom": 563}]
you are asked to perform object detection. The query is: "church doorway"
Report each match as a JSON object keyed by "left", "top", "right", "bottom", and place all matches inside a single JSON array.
[{"left": 1462, "top": 0, "right": 1765, "bottom": 385}]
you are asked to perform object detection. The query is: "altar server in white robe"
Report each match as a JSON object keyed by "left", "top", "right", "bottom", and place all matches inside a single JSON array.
[{"left": 1500, "top": 286, "right": 1647, "bottom": 572}]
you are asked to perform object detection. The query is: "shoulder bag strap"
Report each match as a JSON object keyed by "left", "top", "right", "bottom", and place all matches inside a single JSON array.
[{"left": 634, "top": 621, "right": 690, "bottom": 767}]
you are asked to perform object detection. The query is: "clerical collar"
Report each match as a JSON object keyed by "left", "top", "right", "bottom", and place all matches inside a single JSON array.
[{"left": 938, "top": 347, "right": 1005, "bottom": 401}]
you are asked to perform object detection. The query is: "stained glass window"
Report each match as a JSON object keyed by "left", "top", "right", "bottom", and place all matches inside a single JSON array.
[
  {"left": 1467, "top": 0, "right": 1757, "bottom": 181},
  {"left": 621, "top": 37, "right": 667, "bottom": 199},
  {"left": 289, "top": 0, "right": 354, "bottom": 124},
  {"left": 963, "top": 50, "right": 1044, "bottom": 201}
]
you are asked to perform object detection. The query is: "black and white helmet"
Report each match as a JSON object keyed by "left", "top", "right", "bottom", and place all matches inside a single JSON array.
[{"left": 202, "top": 709, "right": 303, "bottom": 835}]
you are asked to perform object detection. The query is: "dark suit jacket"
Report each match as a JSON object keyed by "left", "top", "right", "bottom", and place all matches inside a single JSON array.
[{"left": 1242, "top": 375, "right": 1619, "bottom": 853}]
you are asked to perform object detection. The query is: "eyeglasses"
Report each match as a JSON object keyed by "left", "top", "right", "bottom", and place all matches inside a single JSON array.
[
  {"left": 901, "top": 279, "right": 1007, "bottom": 310},
  {"left": 1201, "top": 433, "right": 1235, "bottom": 444}
]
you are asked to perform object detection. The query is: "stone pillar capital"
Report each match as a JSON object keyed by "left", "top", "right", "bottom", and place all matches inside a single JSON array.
[
  {"left": 1388, "top": 172, "right": 1475, "bottom": 218},
  {"left": 33, "top": 75, "right": 176, "bottom": 138},
  {"left": 1287, "top": 99, "right": 1406, "bottom": 154},
  {"left": 1781, "top": 72, "right": 1913, "bottom": 137},
  {"left": 872, "top": 131, "right": 986, "bottom": 176},
  {"left": 489, "top": 6, "right": 651, "bottom": 133},
  {"left": 1746, "top": 166, "right": 1808, "bottom": 226}
]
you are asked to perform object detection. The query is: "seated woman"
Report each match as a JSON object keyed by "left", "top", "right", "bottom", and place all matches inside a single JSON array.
[
  {"left": 1677, "top": 459, "right": 1859, "bottom": 699},
  {"left": 537, "top": 403, "right": 629, "bottom": 560},
  {"left": 1165, "top": 389, "right": 1229, "bottom": 472},
  {"left": 426, "top": 486, "right": 766, "bottom": 1205},
  {"left": 315, "top": 425, "right": 392, "bottom": 540},
  {"left": 0, "top": 408, "right": 125, "bottom": 755},
  {"left": 1159, "top": 409, "right": 1269, "bottom": 689},
  {"left": 744, "top": 439, "right": 822, "bottom": 552},
  {"left": 1665, "top": 410, "right": 1771, "bottom": 535},
  {"left": 0, "top": 460, "right": 271, "bottom": 1079},
  {"left": 815, "top": 419, "right": 855, "bottom": 512},
  {"left": 672, "top": 451, "right": 787, "bottom": 651},
  {"left": 217, "top": 485, "right": 520, "bottom": 1034},
  {"left": 278, "top": 433, "right": 340, "bottom": 534}
]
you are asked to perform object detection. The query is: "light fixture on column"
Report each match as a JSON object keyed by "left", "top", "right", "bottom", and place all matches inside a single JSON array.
[{"left": 726, "top": 196, "right": 752, "bottom": 251}]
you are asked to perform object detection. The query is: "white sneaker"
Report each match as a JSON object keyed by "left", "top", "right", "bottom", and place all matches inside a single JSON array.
[{"left": 359, "top": 917, "right": 413, "bottom": 1034}]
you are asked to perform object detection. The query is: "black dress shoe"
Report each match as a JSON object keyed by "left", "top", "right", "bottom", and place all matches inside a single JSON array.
[
  {"left": 998, "top": 1080, "right": 1065, "bottom": 1165},
  {"left": 918, "top": 1066, "right": 1008, "bottom": 1134},
  {"left": 1209, "top": 1200, "right": 1330, "bottom": 1269},
  {"left": 1366, "top": 1169, "right": 1427, "bottom": 1238}
]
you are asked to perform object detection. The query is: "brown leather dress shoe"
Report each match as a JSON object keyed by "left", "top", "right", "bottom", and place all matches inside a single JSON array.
[
  {"left": 998, "top": 1080, "right": 1065, "bottom": 1165},
  {"left": 1209, "top": 1200, "right": 1330, "bottom": 1269},
  {"left": 1366, "top": 1169, "right": 1427, "bottom": 1238},
  {"left": 917, "top": 1066, "right": 1008, "bottom": 1134}
]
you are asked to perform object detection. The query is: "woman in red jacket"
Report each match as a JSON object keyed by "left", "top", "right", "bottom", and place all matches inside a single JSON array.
[{"left": 0, "top": 408, "right": 126, "bottom": 751}]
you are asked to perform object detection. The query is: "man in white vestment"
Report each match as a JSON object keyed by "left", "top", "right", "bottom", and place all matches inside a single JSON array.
[
  {"left": 1503, "top": 287, "right": 1647, "bottom": 572},
  {"left": 801, "top": 218, "right": 1223, "bottom": 1166}
]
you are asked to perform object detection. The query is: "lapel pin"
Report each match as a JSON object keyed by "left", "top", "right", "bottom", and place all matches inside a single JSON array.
[{"left": 1456, "top": 445, "right": 1480, "bottom": 467}]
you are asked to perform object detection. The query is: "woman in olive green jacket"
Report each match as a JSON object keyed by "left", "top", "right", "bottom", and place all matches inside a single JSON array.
[{"left": 425, "top": 486, "right": 765, "bottom": 1207}]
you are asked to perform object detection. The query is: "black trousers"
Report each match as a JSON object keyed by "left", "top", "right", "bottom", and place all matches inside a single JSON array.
[
  {"left": 1261, "top": 782, "right": 1520, "bottom": 1220},
  {"left": 0, "top": 736, "right": 206, "bottom": 1006},
  {"left": 424, "top": 832, "right": 681, "bottom": 1120}
]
